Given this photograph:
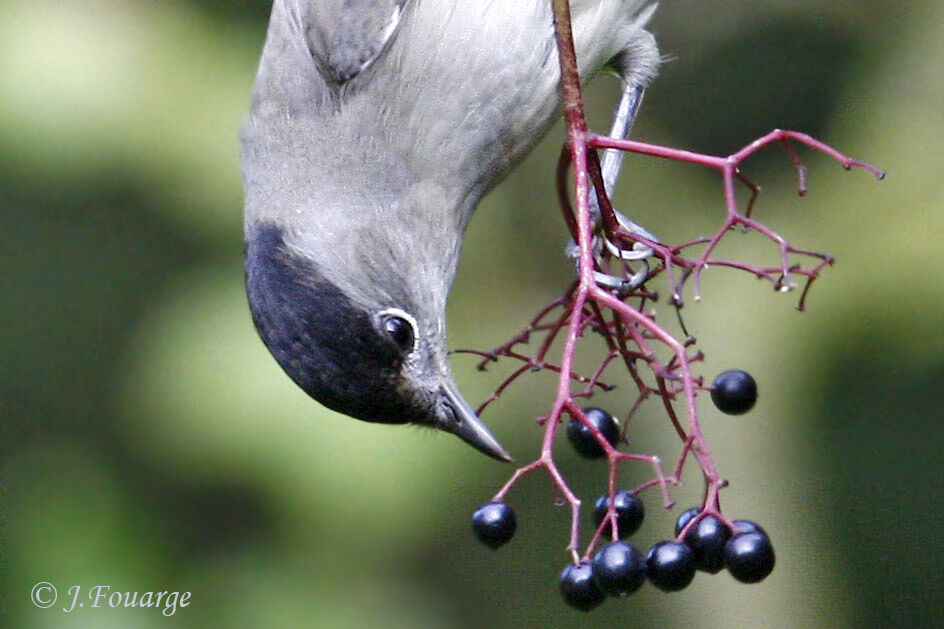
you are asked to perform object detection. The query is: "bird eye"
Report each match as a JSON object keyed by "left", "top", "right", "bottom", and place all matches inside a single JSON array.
[{"left": 381, "top": 312, "right": 416, "bottom": 352}]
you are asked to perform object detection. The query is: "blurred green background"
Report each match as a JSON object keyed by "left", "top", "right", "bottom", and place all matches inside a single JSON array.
[{"left": 2, "top": 1, "right": 941, "bottom": 627}]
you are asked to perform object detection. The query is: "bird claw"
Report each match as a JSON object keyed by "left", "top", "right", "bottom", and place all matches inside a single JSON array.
[
  {"left": 593, "top": 262, "right": 650, "bottom": 294},
  {"left": 565, "top": 227, "right": 654, "bottom": 294},
  {"left": 601, "top": 208, "right": 659, "bottom": 260}
]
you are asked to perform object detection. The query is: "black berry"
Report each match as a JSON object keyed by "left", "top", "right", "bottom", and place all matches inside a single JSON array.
[
  {"left": 724, "top": 531, "right": 775, "bottom": 583},
  {"left": 674, "top": 506, "right": 702, "bottom": 536},
  {"left": 711, "top": 369, "right": 758, "bottom": 415},
  {"left": 646, "top": 541, "right": 696, "bottom": 591},
  {"left": 593, "top": 490, "right": 645, "bottom": 538},
  {"left": 592, "top": 541, "right": 647, "bottom": 597},
  {"left": 731, "top": 519, "right": 766, "bottom": 536},
  {"left": 566, "top": 407, "right": 620, "bottom": 458},
  {"left": 683, "top": 514, "right": 731, "bottom": 573},
  {"left": 471, "top": 502, "right": 516, "bottom": 549},
  {"left": 559, "top": 561, "right": 606, "bottom": 611}
]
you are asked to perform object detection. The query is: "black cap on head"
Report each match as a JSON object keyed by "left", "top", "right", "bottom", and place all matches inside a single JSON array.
[{"left": 245, "top": 222, "right": 511, "bottom": 461}]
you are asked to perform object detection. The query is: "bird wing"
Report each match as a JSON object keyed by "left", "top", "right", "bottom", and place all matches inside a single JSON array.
[{"left": 302, "top": 0, "right": 408, "bottom": 83}]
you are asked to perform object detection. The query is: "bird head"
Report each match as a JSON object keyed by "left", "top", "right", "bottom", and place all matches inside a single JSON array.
[{"left": 244, "top": 217, "right": 511, "bottom": 462}]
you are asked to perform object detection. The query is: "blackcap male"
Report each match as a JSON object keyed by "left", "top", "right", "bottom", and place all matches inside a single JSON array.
[{"left": 242, "top": 0, "right": 659, "bottom": 461}]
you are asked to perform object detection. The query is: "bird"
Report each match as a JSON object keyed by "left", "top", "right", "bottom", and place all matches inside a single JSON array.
[{"left": 241, "top": 0, "right": 660, "bottom": 461}]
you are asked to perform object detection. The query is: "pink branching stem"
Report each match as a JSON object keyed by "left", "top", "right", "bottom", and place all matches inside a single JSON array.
[
  {"left": 592, "top": 131, "right": 883, "bottom": 303},
  {"left": 483, "top": 0, "right": 592, "bottom": 561},
  {"left": 466, "top": 1, "right": 883, "bottom": 562}
]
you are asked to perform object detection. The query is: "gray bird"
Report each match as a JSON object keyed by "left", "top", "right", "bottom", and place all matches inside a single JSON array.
[{"left": 241, "top": 0, "right": 660, "bottom": 461}]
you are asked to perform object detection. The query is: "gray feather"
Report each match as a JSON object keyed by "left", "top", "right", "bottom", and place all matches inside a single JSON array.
[{"left": 301, "top": 0, "right": 407, "bottom": 83}]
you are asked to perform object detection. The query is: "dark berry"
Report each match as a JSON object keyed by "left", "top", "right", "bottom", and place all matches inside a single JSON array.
[
  {"left": 471, "top": 502, "right": 516, "bottom": 549},
  {"left": 646, "top": 541, "right": 696, "bottom": 591},
  {"left": 731, "top": 519, "right": 766, "bottom": 536},
  {"left": 683, "top": 514, "right": 731, "bottom": 573},
  {"left": 593, "top": 490, "right": 645, "bottom": 538},
  {"left": 559, "top": 561, "right": 606, "bottom": 611},
  {"left": 566, "top": 407, "right": 620, "bottom": 458},
  {"left": 674, "top": 506, "right": 702, "bottom": 536},
  {"left": 724, "top": 531, "right": 775, "bottom": 583},
  {"left": 592, "top": 541, "right": 647, "bottom": 597},
  {"left": 711, "top": 370, "right": 758, "bottom": 415}
]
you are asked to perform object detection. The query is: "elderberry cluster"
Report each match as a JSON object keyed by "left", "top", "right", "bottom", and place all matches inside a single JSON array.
[
  {"left": 563, "top": 508, "right": 774, "bottom": 612},
  {"left": 473, "top": 497, "right": 774, "bottom": 611},
  {"left": 470, "top": 370, "right": 774, "bottom": 610}
]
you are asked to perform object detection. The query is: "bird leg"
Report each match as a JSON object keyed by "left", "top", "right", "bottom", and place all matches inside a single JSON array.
[{"left": 567, "top": 81, "right": 660, "bottom": 294}]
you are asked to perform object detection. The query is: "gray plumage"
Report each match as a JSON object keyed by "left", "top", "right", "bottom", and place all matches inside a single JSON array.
[{"left": 242, "top": 0, "right": 659, "bottom": 461}]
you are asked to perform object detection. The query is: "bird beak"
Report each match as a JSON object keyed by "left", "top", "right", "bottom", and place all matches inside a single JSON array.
[{"left": 439, "top": 381, "right": 513, "bottom": 462}]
